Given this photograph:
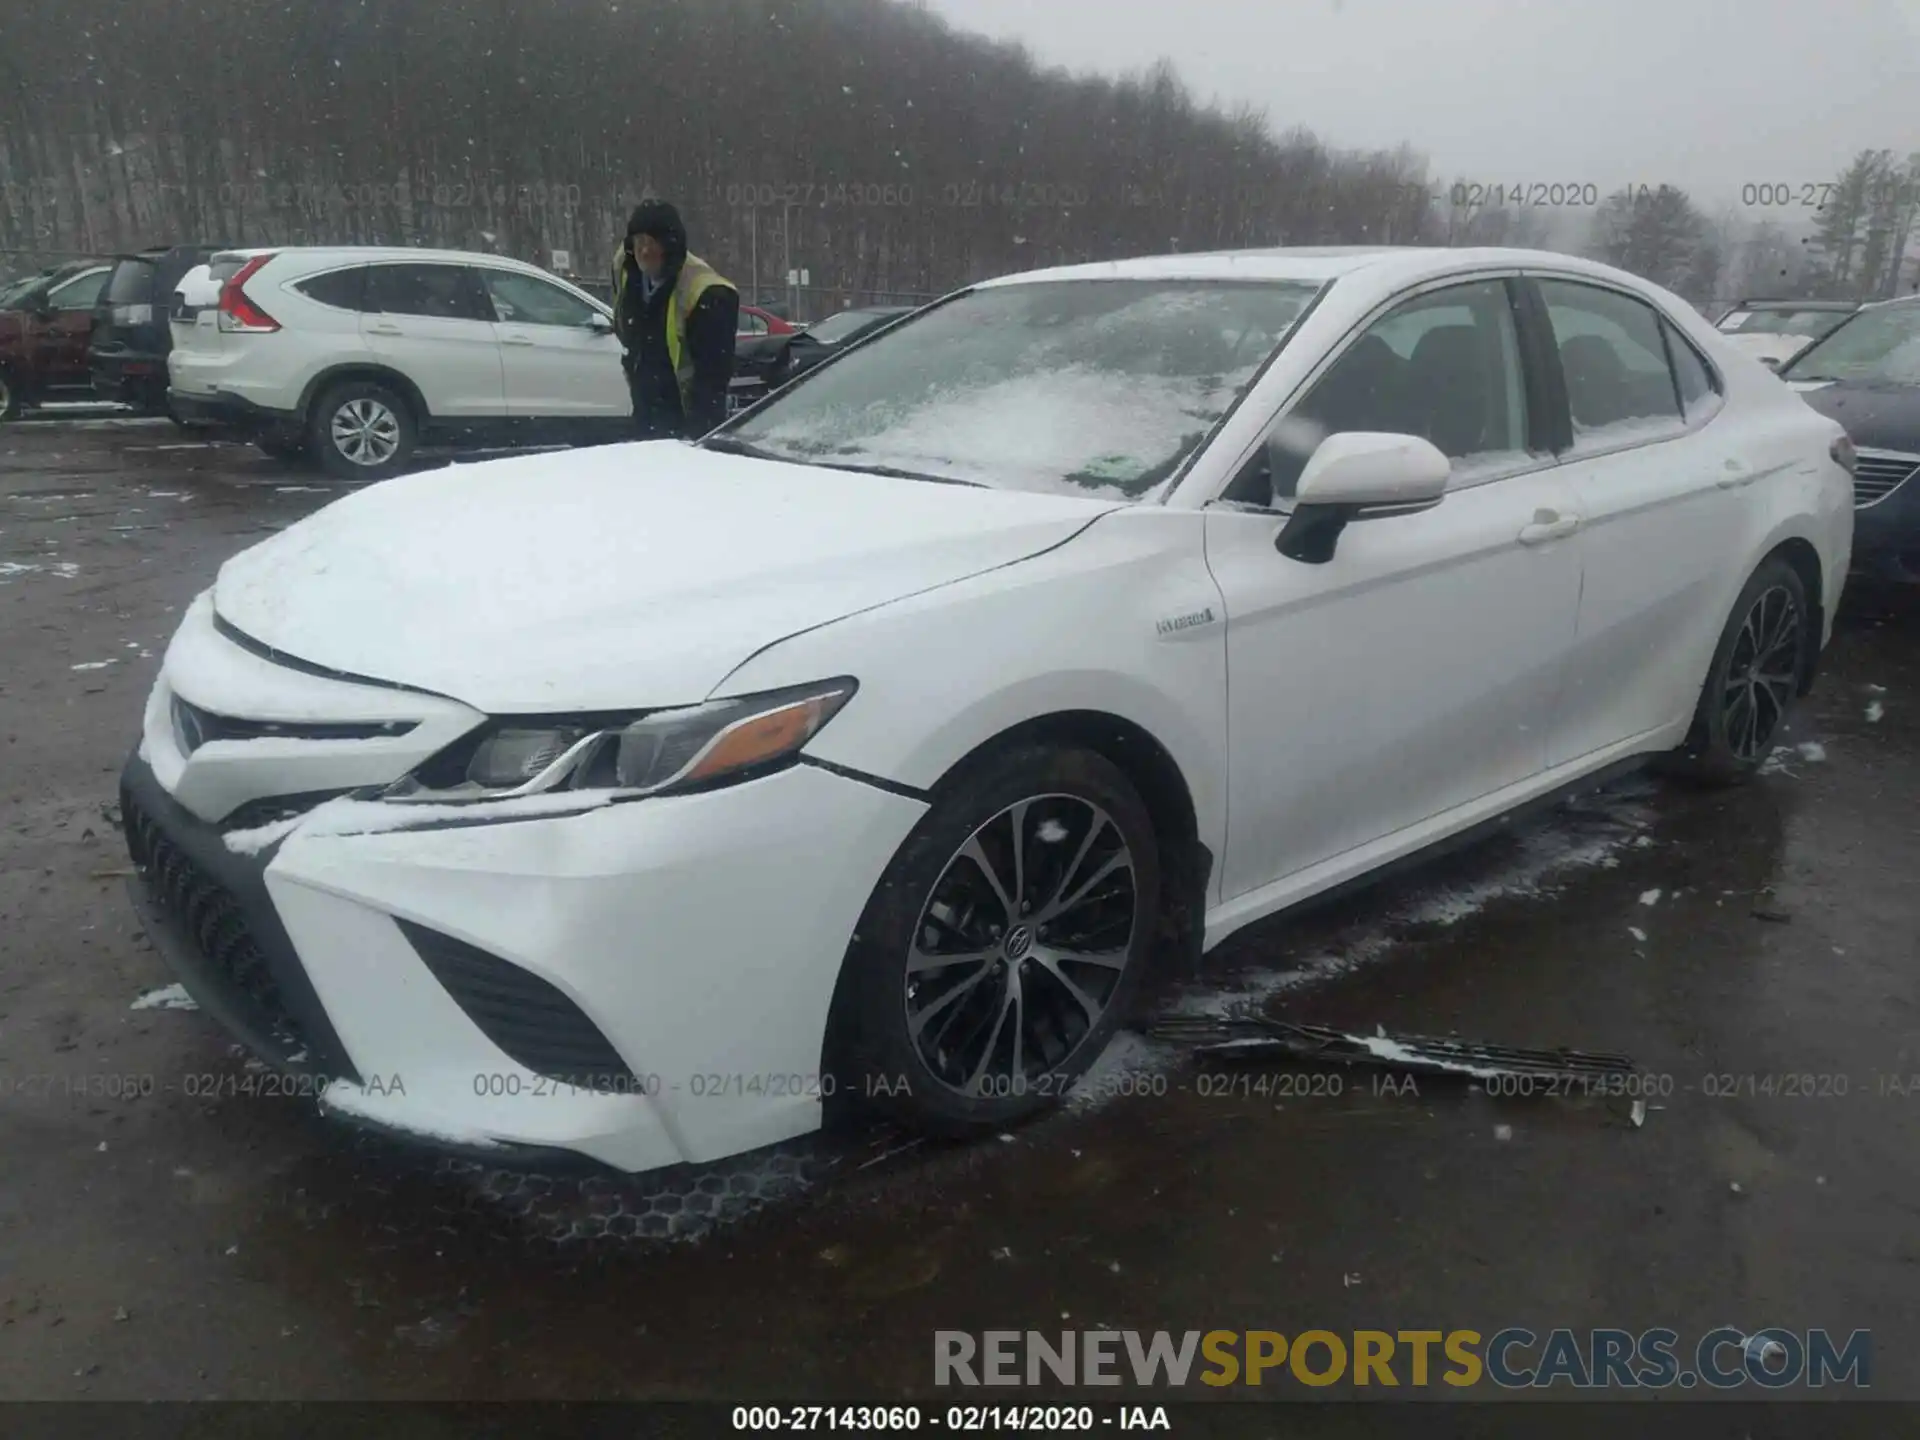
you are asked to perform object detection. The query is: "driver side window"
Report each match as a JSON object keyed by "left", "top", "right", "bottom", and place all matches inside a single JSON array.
[
  {"left": 1241, "top": 279, "right": 1530, "bottom": 503},
  {"left": 48, "top": 269, "right": 109, "bottom": 311}
]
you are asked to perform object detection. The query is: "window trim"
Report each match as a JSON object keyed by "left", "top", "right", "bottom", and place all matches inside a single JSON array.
[
  {"left": 1517, "top": 271, "right": 1725, "bottom": 463},
  {"left": 1205, "top": 267, "right": 1559, "bottom": 511},
  {"left": 293, "top": 265, "right": 370, "bottom": 313},
  {"left": 47, "top": 267, "right": 110, "bottom": 311},
  {"left": 363, "top": 261, "right": 494, "bottom": 324},
  {"left": 478, "top": 264, "right": 603, "bottom": 328}
]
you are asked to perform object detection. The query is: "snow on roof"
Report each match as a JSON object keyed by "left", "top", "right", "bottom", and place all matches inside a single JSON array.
[{"left": 978, "top": 245, "right": 1636, "bottom": 290}]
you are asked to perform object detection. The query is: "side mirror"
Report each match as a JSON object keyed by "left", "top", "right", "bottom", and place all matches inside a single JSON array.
[
  {"left": 585, "top": 311, "right": 614, "bottom": 334},
  {"left": 29, "top": 296, "right": 53, "bottom": 320},
  {"left": 1273, "top": 431, "right": 1451, "bottom": 564}
]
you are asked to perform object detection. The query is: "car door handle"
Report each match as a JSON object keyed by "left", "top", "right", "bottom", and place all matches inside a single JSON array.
[
  {"left": 500, "top": 333, "right": 535, "bottom": 346},
  {"left": 1518, "top": 510, "right": 1582, "bottom": 545},
  {"left": 1715, "top": 458, "right": 1756, "bottom": 489},
  {"left": 366, "top": 321, "right": 402, "bottom": 336}
]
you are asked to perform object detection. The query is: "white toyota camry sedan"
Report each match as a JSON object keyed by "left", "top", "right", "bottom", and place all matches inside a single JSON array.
[{"left": 123, "top": 246, "right": 1854, "bottom": 1173}]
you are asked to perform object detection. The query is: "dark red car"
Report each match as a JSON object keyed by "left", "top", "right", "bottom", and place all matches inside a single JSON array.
[{"left": 0, "top": 261, "right": 114, "bottom": 420}]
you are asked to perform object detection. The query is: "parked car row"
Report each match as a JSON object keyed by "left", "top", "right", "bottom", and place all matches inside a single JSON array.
[{"left": 3, "top": 243, "right": 898, "bottom": 444}]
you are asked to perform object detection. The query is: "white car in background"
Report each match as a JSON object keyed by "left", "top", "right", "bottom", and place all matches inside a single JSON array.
[
  {"left": 168, "top": 246, "right": 629, "bottom": 474},
  {"left": 1714, "top": 298, "right": 1860, "bottom": 369},
  {"left": 124, "top": 246, "right": 1852, "bottom": 1174}
]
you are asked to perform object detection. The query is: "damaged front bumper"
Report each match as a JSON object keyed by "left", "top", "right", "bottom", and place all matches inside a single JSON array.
[{"left": 120, "top": 744, "right": 927, "bottom": 1175}]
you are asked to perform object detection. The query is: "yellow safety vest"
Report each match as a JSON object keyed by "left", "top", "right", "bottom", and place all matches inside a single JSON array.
[{"left": 611, "top": 249, "right": 736, "bottom": 412}]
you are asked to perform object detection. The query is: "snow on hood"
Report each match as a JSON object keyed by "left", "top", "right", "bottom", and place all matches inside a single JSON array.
[{"left": 212, "top": 442, "right": 1118, "bottom": 712}]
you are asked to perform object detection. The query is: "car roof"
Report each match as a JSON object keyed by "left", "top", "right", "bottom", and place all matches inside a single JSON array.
[
  {"left": 221, "top": 245, "right": 565, "bottom": 272},
  {"left": 1730, "top": 298, "right": 1859, "bottom": 310},
  {"left": 975, "top": 245, "right": 1651, "bottom": 292}
]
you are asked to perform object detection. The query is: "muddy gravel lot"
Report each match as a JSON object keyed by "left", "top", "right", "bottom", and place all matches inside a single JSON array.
[{"left": 2, "top": 416, "right": 1918, "bottom": 1411}]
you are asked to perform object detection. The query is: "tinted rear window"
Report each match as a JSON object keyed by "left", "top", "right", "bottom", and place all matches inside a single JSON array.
[
  {"left": 364, "top": 263, "right": 490, "bottom": 321},
  {"left": 297, "top": 268, "right": 368, "bottom": 311},
  {"left": 105, "top": 260, "right": 156, "bottom": 304}
]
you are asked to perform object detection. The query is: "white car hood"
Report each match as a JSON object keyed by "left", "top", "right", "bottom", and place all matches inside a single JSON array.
[{"left": 213, "top": 442, "right": 1118, "bottom": 712}]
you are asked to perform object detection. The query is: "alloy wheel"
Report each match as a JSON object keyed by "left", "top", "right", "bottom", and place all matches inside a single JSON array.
[
  {"left": 329, "top": 397, "right": 401, "bottom": 467},
  {"left": 904, "top": 794, "right": 1138, "bottom": 1098},
  {"left": 1721, "top": 583, "right": 1801, "bottom": 761}
]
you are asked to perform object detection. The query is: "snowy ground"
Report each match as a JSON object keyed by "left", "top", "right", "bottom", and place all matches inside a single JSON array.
[{"left": 3, "top": 418, "right": 1919, "bottom": 1400}]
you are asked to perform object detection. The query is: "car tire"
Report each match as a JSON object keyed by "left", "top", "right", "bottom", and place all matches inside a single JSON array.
[
  {"left": 835, "top": 744, "right": 1162, "bottom": 1136},
  {"left": 309, "top": 380, "right": 416, "bottom": 479},
  {"left": 1662, "top": 556, "right": 1811, "bottom": 785}
]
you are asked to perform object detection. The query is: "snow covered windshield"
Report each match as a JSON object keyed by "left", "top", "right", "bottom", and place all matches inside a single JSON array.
[
  {"left": 724, "top": 280, "right": 1320, "bottom": 499},
  {"left": 1782, "top": 304, "right": 1920, "bottom": 385}
]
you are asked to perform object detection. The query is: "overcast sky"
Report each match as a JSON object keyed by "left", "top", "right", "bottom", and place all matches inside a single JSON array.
[{"left": 924, "top": 0, "right": 1920, "bottom": 212}]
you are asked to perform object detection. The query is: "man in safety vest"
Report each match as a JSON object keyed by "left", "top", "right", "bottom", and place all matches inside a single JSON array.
[{"left": 612, "top": 199, "right": 739, "bottom": 439}]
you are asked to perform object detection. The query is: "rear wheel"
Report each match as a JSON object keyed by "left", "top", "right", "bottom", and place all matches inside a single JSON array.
[
  {"left": 309, "top": 380, "right": 415, "bottom": 479},
  {"left": 1665, "top": 557, "right": 1810, "bottom": 784},
  {"left": 836, "top": 745, "right": 1161, "bottom": 1134}
]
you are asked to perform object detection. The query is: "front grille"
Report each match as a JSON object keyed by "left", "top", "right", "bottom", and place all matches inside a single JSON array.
[
  {"left": 171, "top": 693, "right": 416, "bottom": 756},
  {"left": 397, "top": 920, "right": 639, "bottom": 1091},
  {"left": 1854, "top": 450, "right": 1919, "bottom": 508},
  {"left": 124, "top": 796, "right": 309, "bottom": 1056}
]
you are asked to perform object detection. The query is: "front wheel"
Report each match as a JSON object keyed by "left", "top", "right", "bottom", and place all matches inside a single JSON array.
[
  {"left": 836, "top": 745, "right": 1161, "bottom": 1134},
  {"left": 309, "top": 380, "right": 416, "bottom": 479},
  {"left": 1665, "top": 557, "right": 1811, "bottom": 784}
]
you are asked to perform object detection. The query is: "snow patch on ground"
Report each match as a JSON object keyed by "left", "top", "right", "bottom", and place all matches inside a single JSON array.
[
  {"left": 1762, "top": 740, "right": 1830, "bottom": 775},
  {"left": 1639, "top": 888, "right": 1662, "bottom": 906},
  {"left": 131, "top": 983, "right": 198, "bottom": 1011},
  {"left": 1166, "top": 784, "right": 1657, "bottom": 1021},
  {"left": 0, "top": 560, "right": 81, "bottom": 581},
  {"left": 71, "top": 659, "right": 116, "bottom": 671},
  {"left": 1068, "top": 1029, "right": 1179, "bottom": 1111},
  {"left": 1628, "top": 926, "right": 1648, "bottom": 944},
  {"left": 1866, "top": 701, "right": 1884, "bottom": 724}
]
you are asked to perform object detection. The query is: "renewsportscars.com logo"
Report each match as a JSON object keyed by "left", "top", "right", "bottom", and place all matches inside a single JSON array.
[{"left": 934, "top": 1328, "right": 1872, "bottom": 1390}]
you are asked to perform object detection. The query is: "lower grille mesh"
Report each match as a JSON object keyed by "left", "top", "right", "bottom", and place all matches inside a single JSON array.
[
  {"left": 124, "top": 796, "right": 309, "bottom": 1056},
  {"left": 397, "top": 921, "right": 639, "bottom": 1091}
]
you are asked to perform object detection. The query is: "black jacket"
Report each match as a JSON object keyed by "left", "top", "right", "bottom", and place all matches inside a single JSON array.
[{"left": 615, "top": 212, "right": 738, "bottom": 439}]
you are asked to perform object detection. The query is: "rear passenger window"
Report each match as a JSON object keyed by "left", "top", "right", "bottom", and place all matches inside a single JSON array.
[
  {"left": 365, "top": 264, "right": 491, "bottom": 322},
  {"left": 1536, "top": 279, "right": 1686, "bottom": 451},
  {"left": 296, "top": 268, "right": 368, "bottom": 311},
  {"left": 1664, "top": 321, "right": 1720, "bottom": 419}
]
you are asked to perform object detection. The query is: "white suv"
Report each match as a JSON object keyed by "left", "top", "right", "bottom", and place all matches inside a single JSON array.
[{"left": 169, "top": 247, "right": 630, "bottom": 476}]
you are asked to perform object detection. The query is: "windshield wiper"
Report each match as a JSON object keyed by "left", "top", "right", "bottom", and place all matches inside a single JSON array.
[
  {"left": 813, "top": 460, "right": 987, "bottom": 487},
  {"left": 700, "top": 435, "right": 786, "bottom": 461}
]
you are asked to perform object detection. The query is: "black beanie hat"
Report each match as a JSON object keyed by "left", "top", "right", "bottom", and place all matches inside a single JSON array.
[{"left": 627, "top": 200, "right": 685, "bottom": 245}]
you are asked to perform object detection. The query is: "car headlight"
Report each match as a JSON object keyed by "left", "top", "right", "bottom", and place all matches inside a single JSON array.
[{"left": 384, "top": 678, "right": 858, "bottom": 804}]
